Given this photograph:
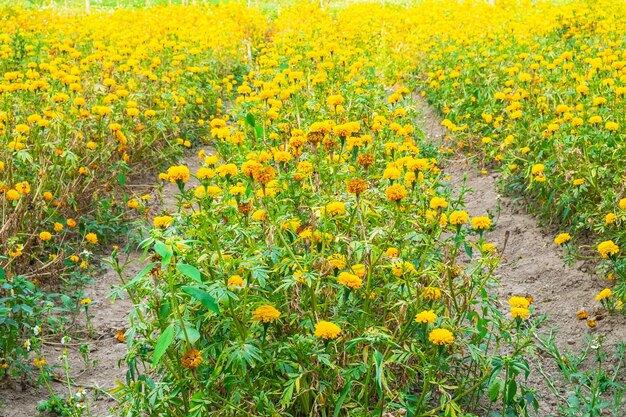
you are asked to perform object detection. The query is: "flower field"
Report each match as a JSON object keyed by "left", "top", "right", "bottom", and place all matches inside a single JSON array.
[{"left": 1, "top": 1, "right": 625, "bottom": 416}]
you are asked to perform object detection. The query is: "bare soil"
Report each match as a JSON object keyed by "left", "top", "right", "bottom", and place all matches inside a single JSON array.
[{"left": 416, "top": 96, "right": 626, "bottom": 416}]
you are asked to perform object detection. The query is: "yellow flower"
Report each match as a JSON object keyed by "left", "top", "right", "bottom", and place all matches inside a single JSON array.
[
  {"left": 510, "top": 307, "right": 530, "bottom": 319},
  {"left": 128, "top": 199, "right": 139, "bottom": 209},
  {"left": 53, "top": 222, "right": 63, "bottom": 232},
  {"left": 573, "top": 178, "right": 585, "bottom": 186},
  {"left": 181, "top": 349, "right": 203, "bottom": 370},
  {"left": 386, "top": 247, "right": 399, "bottom": 258},
  {"left": 327, "top": 94, "right": 344, "bottom": 107},
  {"left": 85, "top": 233, "right": 98, "bottom": 244},
  {"left": 80, "top": 298, "right": 92, "bottom": 305},
  {"left": 325, "top": 201, "right": 346, "bottom": 217},
  {"left": 508, "top": 296, "right": 530, "bottom": 308},
  {"left": 598, "top": 240, "right": 619, "bottom": 259},
  {"left": 346, "top": 178, "right": 367, "bottom": 195},
  {"left": 351, "top": 264, "right": 366, "bottom": 278},
  {"left": 252, "top": 305, "right": 281, "bottom": 323},
  {"left": 605, "top": 121, "right": 619, "bottom": 131},
  {"left": 251, "top": 209, "right": 267, "bottom": 222},
  {"left": 167, "top": 165, "right": 190, "bottom": 183},
  {"left": 154, "top": 215, "right": 174, "bottom": 228},
  {"left": 471, "top": 216, "right": 491, "bottom": 230},
  {"left": 429, "top": 196, "right": 448, "bottom": 209},
  {"left": 328, "top": 253, "right": 347, "bottom": 270},
  {"left": 314, "top": 320, "right": 341, "bottom": 340},
  {"left": 39, "top": 231, "right": 52, "bottom": 241},
  {"left": 605, "top": 213, "right": 616, "bottom": 224},
  {"left": 554, "top": 233, "right": 571, "bottom": 245},
  {"left": 620, "top": 198, "right": 626, "bottom": 210},
  {"left": 595, "top": 288, "right": 612, "bottom": 301},
  {"left": 5, "top": 189, "right": 20, "bottom": 201},
  {"left": 414, "top": 310, "right": 437, "bottom": 324},
  {"left": 531, "top": 164, "right": 544, "bottom": 175},
  {"left": 449, "top": 210, "right": 469, "bottom": 225},
  {"left": 385, "top": 184, "right": 407, "bottom": 201},
  {"left": 423, "top": 286, "right": 442, "bottom": 300},
  {"left": 428, "top": 328, "right": 454, "bottom": 345},
  {"left": 337, "top": 272, "right": 362, "bottom": 290},
  {"left": 227, "top": 275, "right": 244, "bottom": 288}
]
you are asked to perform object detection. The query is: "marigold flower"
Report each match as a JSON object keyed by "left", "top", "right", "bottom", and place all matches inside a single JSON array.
[
  {"left": 181, "top": 349, "right": 203, "bottom": 369},
  {"left": 85, "top": 233, "right": 98, "bottom": 244},
  {"left": 554, "top": 233, "right": 571, "bottom": 245},
  {"left": 598, "top": 240, "right": 619, "bottom": 259},
  {"left": 605, "top": 213, "right": 616, "bottom": 224},
  {"left": 346, "top": 178, "right": 367, "bottom": 195},
  {"left": 80, "top": 298, "right": 92, "bottom": 305},
  {"left": 449, "top": 210, "right": 469, "bottom": 225},
  {"left": 253, "top": 165, "right": 276, "bottom": 185},
  {"left": 5, "top": 189, "right": 20, "bottom": 201},
  {"left": 251, "top": 209, "right": 267, "bottom": 221},
  {"left": 595, "top": 288, "right": 612, "bottom": 301},
  {"left": 154, "top": 215, "right": 174, "bottom": 228},
  {"left": 39, "top": 231, "right": 52, "bottom": 241},
  {"left": 337, "top": 272, "right": 362, "bottom": 290},
  {"left": 508, "top": 296, "right": 530, "bottom": 308},
  {"left": 325, "top": 201, "right": 346, "bottom": 217},
  {"left": 386, "top": 247, "right": 399, "bottom": 258},
  {"left": 429, "top": 196, "right": 448, "bottom": 209},
  {"left": 314, "top": 320, "right": 341, "bottom": 340},
  {"left": 511, "top": 307, "right": 530, "bottom": 319},
  {"left": 576, "top": 310, "right": 588, "bottom": 320},
  {"left": 227, "top": 275, "right": 244, "bottom": 288},
  {"left": 423, "top": 286, "right": 442, "bottom": 300},
  {"left": 328, "top": 253, "right": 347, "bottom": 270},
  {"left": 167, "top": 165, "right": 190, "bottom": 183},
  {"left": 357, "top": 153, "right": 374, "bottom": 168},
  {"left": 386, "top": 184, "right": 407, "bottom": 201},
  {"left": 428, "top": 328, "right": 454, "bottom": 345},
  {"left": 414, "top": 310, "right": 437, "bottom": 324},
  {"left": 471, "top": 216, "right": 491, "bottom": 230},
  {"left": 252, "top": 305, "right": 281, "bottom": 323}
]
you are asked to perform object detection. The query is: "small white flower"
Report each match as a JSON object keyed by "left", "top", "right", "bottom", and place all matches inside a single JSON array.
[
  {"left": 33, "top": 326, "right": 41, "bottom": 336},
  {"left": 23, "top": 340, "right": 31, "bottom": 351},
  {"left": 61, "top": 336, "right": 71, "bottom": 345}
]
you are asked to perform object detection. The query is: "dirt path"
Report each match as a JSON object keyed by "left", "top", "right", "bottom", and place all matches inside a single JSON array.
[
  {"left": 0, "top": 148, "right": 210, "bottom": 417},
  {"left": 415, "top": 96, "right": 626, "bottom": 415}
]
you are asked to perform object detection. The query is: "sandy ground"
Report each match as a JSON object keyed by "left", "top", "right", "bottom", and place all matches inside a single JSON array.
[
  {"left": 0, "top": 148, "right": 210, "bottom": 417},
  {"left": 416, "top": 96, "right": 626, "bottom": 416}
]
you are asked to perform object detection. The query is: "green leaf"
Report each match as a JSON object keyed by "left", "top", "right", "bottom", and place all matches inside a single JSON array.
[
  {"left": 153, "top": 324, "right": 175, "bottom": 366},
  {"left": 182, "top": 286, "right": 220, "bottom": 314},
  {"left": 154, "top": 241, "right": 173, "bottom": 267},
  {"left": 488, "top": 379, "right": 501, "bottom": 402},
  {"left": 179, "top": 326, "right": 200, "bottom": 344},
  {"left": 464, "top": 242, "right": 473, "bottom": 259},
  {"left": 333, "top": 378, "right": 353, "bottom": 417},
  {"left": 255, "top": 125, "right": 264, "bottom": 138},
  {"left": 373, "top": 350, "right": 384, "bottom": 396},
  {"left": 117, "top": 172, "right": 126, "bottom": 187},
  {"left": 177, "top": 263, "right": 202, "bottom": 283},
  {"left": 245, "top": 112, "right": 256, "bottom": 127},
  {"left": 123, "top": 262, "right": 157, "bottom": 289}
]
